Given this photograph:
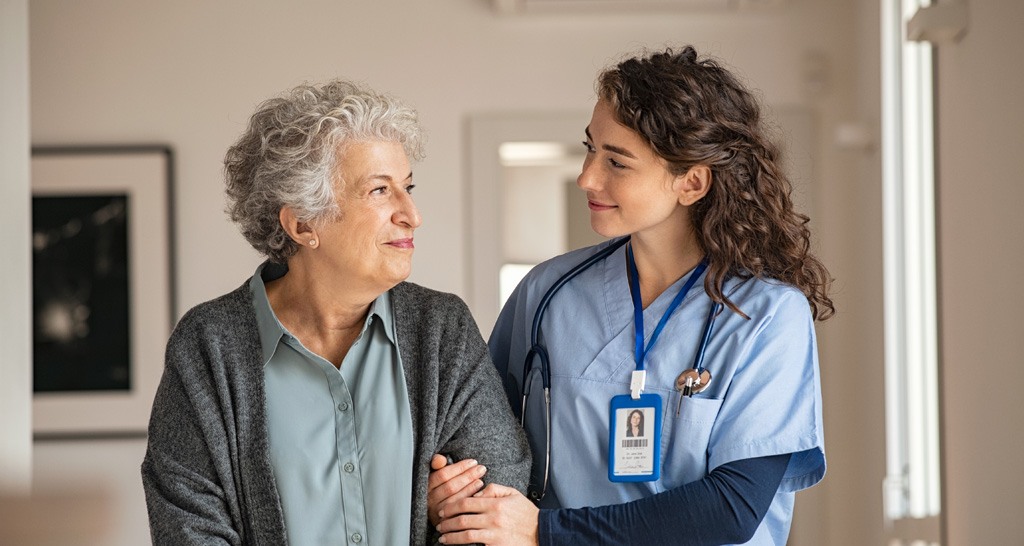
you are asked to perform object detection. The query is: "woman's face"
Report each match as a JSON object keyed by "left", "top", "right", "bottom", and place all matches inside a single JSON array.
[
  {"left": 314, "top": 140, "right": 421, "bottom": 294},
  {"left": 577, "top": 99, "right": 687, "bottom": 240},
  {"left": 630, "top": 412, "right": 642, "bottom": 427}
]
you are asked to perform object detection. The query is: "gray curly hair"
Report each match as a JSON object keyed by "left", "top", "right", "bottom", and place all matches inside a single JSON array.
[{"left": 224, "top": 79, "right": 425, "bottom": 263}]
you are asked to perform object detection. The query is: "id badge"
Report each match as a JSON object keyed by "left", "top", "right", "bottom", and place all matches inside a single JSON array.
[{"left": 608, "top": 393, "right": 662, "bottom": 482}]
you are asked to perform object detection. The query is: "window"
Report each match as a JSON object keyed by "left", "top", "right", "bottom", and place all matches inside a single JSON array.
[{"left": 881, "top": 0, "right": 942, "bottom": 543}]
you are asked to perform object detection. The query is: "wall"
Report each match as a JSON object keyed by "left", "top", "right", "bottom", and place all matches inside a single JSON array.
[
  {"left": 936, "top": 0, "right": 1024, "bottom": 543},
  {"left": 31, "top": 439, "right": 148, "bottom": 544},
  {"left": 26, "top": 0, "right": 884, "bottom": 544},
  {"left": 800, "top": 1, "right": 886, "bottom": 544},
  {"left": 797, "top": 0, "right": 887, "bottom": 541},
  {"left": 0, "top": 0, "right": 32, "bottom": 495}
]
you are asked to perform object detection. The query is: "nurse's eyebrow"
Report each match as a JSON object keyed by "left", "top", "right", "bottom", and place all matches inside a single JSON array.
[{"left": 584, "top": 127, "right": 638, "bottom": 159}]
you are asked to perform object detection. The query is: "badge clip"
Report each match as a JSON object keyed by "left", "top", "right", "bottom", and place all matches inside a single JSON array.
[{"left": 630, "top": 370, "right": 646, "bottom": 400}]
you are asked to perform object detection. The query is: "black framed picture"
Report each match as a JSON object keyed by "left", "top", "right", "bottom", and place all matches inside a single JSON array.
[{"left": 31, "top": 146, "right": 175, "bottom": 438}]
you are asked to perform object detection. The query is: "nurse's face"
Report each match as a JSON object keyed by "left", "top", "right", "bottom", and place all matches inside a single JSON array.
[
  {"left": 577, "top": 99, "right": 687, "bottom": 239},
  {"left": 630, "top": 412, "right": 642, "bottom": 426}
]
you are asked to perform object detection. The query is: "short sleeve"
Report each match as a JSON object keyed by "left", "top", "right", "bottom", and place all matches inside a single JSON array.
[{"left": 707, "top": 289, "right": 826, "bottom": 493}]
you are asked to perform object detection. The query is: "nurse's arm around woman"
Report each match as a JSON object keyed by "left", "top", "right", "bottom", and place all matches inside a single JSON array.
[{"left": 432, "top": 46, "right": 833, "bottom": 545}]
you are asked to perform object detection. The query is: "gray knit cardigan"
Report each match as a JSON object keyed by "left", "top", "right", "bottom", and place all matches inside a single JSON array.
[{"left": 141, "top": 280, "right": 531, "bottom": 545}]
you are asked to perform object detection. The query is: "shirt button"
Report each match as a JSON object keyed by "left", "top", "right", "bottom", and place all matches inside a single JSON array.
[
  {"left": 343, "top": 462, "right": 355, "bottom": 473},
  {"left": 338, "top": 402, "right": 349, "bottom": 411},
  {"left": 351, "top": 533, "right": 362, "bottom": 543}
]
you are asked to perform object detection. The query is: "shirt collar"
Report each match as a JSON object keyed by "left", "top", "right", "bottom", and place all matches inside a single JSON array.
[
  {"left": 371, "top": 290, "right": 398, "bottom": 345},
  {"left": 249, "top": 261, "right": 398, "bottom": 366}
]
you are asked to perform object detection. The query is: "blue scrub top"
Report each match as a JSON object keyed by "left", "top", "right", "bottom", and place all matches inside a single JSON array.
[{"left": 489, "top": 240, "right": 826, "bottom": 545}]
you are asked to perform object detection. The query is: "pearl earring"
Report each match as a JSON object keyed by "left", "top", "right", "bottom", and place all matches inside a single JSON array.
[{"left": 309, "top": 239, "right": 317, "bottom": 247}]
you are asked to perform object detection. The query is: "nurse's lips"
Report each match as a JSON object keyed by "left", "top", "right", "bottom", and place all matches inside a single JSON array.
[
  {"left": 386, "top": 238, "right": 415, "bottom": 249},
  {"left": 588, "top": 200, "right": 616, "bottom": 212}
]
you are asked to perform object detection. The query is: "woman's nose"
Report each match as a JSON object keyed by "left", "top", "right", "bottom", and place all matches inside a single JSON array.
[{"left": 394, "top": 191, "right": 422, "bottom": 228}]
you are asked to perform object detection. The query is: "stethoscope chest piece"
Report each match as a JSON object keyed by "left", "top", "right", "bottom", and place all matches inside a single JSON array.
[{"left": 675, "top": 368, "right": 712, "bottom": 397}]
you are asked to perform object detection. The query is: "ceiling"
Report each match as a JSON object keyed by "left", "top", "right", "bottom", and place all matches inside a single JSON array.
[{"left": 489, "top": 0, "right": 787, "bottom": 15}]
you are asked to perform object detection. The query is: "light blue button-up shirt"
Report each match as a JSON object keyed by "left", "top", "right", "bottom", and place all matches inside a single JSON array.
[{"left": 251, "top": 263, "right": 413, "bottom": 546}]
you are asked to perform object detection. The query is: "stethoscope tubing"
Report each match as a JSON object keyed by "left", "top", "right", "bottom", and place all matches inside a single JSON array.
[
  {"left": 524, "top": 236, "right": 630, "bottom": 392},
  {"left": 692, "top": 301, "right": 724, "bottom": 372}
]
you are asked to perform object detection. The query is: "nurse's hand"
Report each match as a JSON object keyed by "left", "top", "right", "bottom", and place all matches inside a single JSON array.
[
  {"left": 428, "top": 454, "right": 487, "bottom": 526},
  {"left": 436, "top": 483, "right": 539, "bottom": 546}
]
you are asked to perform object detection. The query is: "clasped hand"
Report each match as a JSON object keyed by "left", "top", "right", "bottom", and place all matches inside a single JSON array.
[{"left": 428, "top": 454, "right": 539, "bottom": 545}]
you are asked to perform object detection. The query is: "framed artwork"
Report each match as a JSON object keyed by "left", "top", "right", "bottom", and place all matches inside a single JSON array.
[{"left": 31, "top": 146, "right": 176, "bottom": 438}]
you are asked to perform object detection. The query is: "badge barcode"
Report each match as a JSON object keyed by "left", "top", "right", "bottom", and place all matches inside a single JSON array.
[{"left": 621, "top": 439, "right": 648, "bottom": 448}]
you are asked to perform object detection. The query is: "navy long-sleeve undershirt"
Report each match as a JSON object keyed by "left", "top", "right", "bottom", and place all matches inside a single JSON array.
[{"left": 538, "top": 453, "right": 790, "bottom": 545}]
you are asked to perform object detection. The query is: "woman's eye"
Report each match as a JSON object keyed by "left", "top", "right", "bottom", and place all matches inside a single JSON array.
[
  {"left": 608, "top": 158, "right": 626, "bottom": 169},
  {"left": 582, "top": 141, "right": 595, "bottom": 153},
  {"left": 405, "top": 184, "right": 415, "bottom": 194},
  {"left": 371, "top": 186, "right": 388, "bottom": 195}
]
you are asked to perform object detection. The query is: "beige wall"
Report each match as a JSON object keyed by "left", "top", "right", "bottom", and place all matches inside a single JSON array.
[
  {"left": 23, "top": 0, "right": 889, "bottom": 544},
  {"left": 0, "top": 0, "right": 32, "bottom": 495},
  {"left": 794, "top": 0, "right": 886, "bottom": 543},
  {"left": 936, "top": 0, "right": 1024, "bottom": 543}
]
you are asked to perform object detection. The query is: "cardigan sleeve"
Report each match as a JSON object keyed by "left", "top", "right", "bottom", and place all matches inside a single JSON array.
[
  {"left": 434, "top": 295, "right": 532, "bottom": 494},
  {"left": 141, "top": 350, "right": 241, "bottom": 546},
  {"left": 392, "top": 283, "right": 533, "bottom": 545},
  {"left": 140, "top": 291, "right": 288, "bottom": 546}
]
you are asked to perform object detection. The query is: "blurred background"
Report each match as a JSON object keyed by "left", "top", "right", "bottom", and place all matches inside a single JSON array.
[{"left": 2, "top": 0, "right": 1021, "bottom": 544}]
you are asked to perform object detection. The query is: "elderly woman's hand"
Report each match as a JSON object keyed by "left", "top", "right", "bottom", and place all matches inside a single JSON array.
[
  {"left": 428, "top": 454, "right": 487, "bottom": 527},
  {"left": 436, "top": 483, "right": 539, "bottom": 546}
]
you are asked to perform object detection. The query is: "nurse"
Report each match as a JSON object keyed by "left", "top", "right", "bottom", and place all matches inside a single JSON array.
[{"left": 432, "top": 46, "right": 834, "bottom": 545}]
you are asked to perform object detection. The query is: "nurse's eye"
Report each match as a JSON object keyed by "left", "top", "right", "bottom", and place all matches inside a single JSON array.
[
  {"left": 608, "top": 157, "right": 626, "bottom": 169},
  {"left": 582, "top": 140, "right": 596, "bottom": 154}
]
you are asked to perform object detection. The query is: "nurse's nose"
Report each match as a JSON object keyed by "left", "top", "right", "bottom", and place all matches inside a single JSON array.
[{"left": 577, "top": 155, "right": 599, "bottom": 191}]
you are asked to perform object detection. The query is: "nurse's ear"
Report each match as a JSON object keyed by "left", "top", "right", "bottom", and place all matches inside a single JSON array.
[{"left": 674, "top": 165, "right": 712, "bottom": 206}]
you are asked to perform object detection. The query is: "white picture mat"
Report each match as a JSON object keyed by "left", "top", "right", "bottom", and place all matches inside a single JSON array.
[{"left": 32, "top": 151, "right": 171, "bottom": 436}]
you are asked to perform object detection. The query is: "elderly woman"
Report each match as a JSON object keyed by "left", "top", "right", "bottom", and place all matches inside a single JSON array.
[{"left": 141, "top": 80, "right": 529, "bottom": 545}]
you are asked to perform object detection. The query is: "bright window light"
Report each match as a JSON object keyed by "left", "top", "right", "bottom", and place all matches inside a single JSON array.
[
  {"left": 499, "top": 263, "right": 536, "bottom": 309},
  {"left": 882, "top": 0, "right": 942, "bottom": 530},
  {"left": 498, "top": 142, "right": 570, "bottom": 166}
]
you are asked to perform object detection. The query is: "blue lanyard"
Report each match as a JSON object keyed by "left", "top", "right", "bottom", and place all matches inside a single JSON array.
[{"left": 626, "top": 244, "right": 708, "bottom": 371}]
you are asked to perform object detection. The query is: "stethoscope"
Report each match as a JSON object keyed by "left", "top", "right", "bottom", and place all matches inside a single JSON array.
[{"left": 517, "top": 236, "right": 724, "bottom": 501}]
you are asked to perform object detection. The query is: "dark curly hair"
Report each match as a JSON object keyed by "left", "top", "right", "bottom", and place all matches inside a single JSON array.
[{"left": 598, "top": 46, "right": 834, "bottom": 320}]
